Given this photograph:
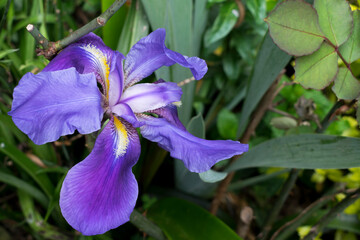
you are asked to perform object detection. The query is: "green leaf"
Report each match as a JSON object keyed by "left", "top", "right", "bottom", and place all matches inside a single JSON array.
[
  {"left": 101, "top": 0, "right": 128, "bottom": 50},
  {"left": 204, "top": 2, "right": 238, "bottom": 47},
  {"left": 0, "top": 170, "right": 48, "bottom": 206},
  {"left": 270, "top": 117, "right": 298, "bottom": 130},
  {"left": 332, "top": 68, "right": 360, "bottom": 100},
  {"left": 217, "top": 108, "right": 238, "bottom": 140},
  {"left": 141, "top": 0, "right": 196, "bottom": 124},
  {"left": 357, "top": 103, "right": 360, "bottom": 126},
  {"left": 237, "top": 33, "right": 291, "bottom": 138},
  {"left": 0, "top": 48, "right": 18, "bottom": 59},
  {"left": 0, "top": 139, "right": 54, "bottom": 197},
  {"left": 17, "top": 190, "right": 69, "bottom": 240},
  {"left": 147, "top": 198, "right": 243, "bottom": 240},
  {"left": 227, "top": 134, "right": 360, "bottom": 171},
  {"left": 295, "top": 42, "right": 338, "bottom": 90},
  {"left": 116, "top": 0, "right": 149, "bottom": 55},
  {"left": 265, "top": 0, "right": 324, "bottom": 56},
  {"left": 187, "top": 113, "right": 205, "bottom": 139},
  {"left": 339, "top": 10, "right": 360, "bottom": 63},
  {"left": 328, "top": 214, "right": 360, "bottom": 235},
  {"left": 314, "top": 0, "right": 353, "bottom": 47}
]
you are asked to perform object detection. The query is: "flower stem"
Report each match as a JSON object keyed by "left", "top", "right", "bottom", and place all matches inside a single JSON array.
[
  {"left": 303, "top": 188, "right": 360, "bottom": 240},
  {"left": 26, "top": 0, "right": 127, "bottom": 59},
  {"left": 130, "top": 209, "right": 167, "bottom": 240}
]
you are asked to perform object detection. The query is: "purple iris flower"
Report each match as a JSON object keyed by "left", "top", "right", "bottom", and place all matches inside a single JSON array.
[{"left": 9, "top": 29, "right": 248, "bottom": 235}]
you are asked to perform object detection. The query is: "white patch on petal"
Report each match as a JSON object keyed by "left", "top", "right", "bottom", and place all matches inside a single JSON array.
[
  {"left": 80, "top": 44, "right": 110, "bottom": 100},
  {"left": 113, "top": 117, "right": 129, "bottom": 158}
]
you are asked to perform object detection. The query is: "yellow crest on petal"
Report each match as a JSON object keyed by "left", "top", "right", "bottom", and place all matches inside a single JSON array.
[{"left": 113, "top": 117, "right": 129, "bottom": 158}]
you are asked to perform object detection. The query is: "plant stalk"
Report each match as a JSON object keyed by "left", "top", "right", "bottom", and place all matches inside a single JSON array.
[
  {"left": 258, "top": 169, "right": 300, "bottom": 240},
  {"left": 303, "top": 188, "right": 360, "bottom": 240}
]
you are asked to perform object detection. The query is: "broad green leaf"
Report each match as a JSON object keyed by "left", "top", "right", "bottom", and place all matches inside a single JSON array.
[
  {"left": 265, "top": 0, "right": 324, "bottom": 56},
  {"left": 204, "top": 2, "right": 238, "bottom": 47},
  {"left": 141, "top": 0, "right": 195, "bottom": 124},
  {"left": 227, "top": 134, "right": 360, "bottom": 171},
  {"left": 270, "top": 117, "right": 297, "bottom": 130},
  {"left": 193, "top": 0, "right": 208, "bottom": 54},
  {"left": 314, "top": 0, "right": 353, "bottom": 47},
  {"left": 332, "top": 68, "right": 360, "bottom": 100},
  {"left": 217, "top": 108, "right": 238, "bottom": 140},
  {"left": 101, "top": 0, "right": 128, "bottom": 50},
  {"left": 339, "top": 11, "right": 360, "bottom": 63},
  {"left": 295, "top": 42, "right": 338, "bottom": 90},
  {"left": 237, "top": 33, "right": 291, "bottom": 138},
  {"left": 147, "top": 198, "right": 243, "bottom": 240},
  {"left": 116, "top": 0, "right": 149, "bottom": 54}
]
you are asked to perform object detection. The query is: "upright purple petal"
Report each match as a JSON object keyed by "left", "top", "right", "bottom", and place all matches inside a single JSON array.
[
  {"left": 9, "top": 68, "right": 103, "bottom": 145},
  {"left": 108, "top": 52, "right": 125, "bottom": 107},
  {"left": 140, "top": 116, "right": 248, "bottom": 173},
  {"left": 124, "top": 28, "right": 208, "bottom": 88},
  {"left": 120, "top": 82, "right": 182, "bottom": 113},
  {"left": 60, "top": 117, "right": 140, "bottom": 235}
]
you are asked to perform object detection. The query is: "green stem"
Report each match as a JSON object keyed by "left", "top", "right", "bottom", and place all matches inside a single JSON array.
[
  {"left": 303, "top": 188, "right": 360, "bottom": 240},
  {"left": 315, "top": 100, "right": 345, "bottom": 133},
  {"left": 259, "top": 169, "right": 300, "bottom": 240},
  {"left": 26, "top": 24, "right": 49, "bottom": 49},
  {"left": 27, "top": 0, "right": 127, "bottom": 58},
  {"left": 130, "top": 210, "right": 167, "bottom": 240},
  {"left": 272, "top": 187, "right": 347, "bottom": 240}
]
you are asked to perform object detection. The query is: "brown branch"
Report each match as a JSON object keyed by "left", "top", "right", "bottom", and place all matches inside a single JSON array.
[{"left": 234, "top": 0, "right": 246, "bottom": 28}]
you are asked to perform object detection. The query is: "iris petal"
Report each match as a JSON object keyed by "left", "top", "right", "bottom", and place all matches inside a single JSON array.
[
  {"left": 120, "top": 82, "right": 182, "bottom": 113},
  {"left": 9, "top": 68, "right": 103, "bottom": 145},
  {"left": 60, "top": 118, "right": 140, "bottom": 235},
  {"left": 140, "top": 116, "right": 248, "bottom": 173},
  {"left": 44, "top": 33, "right": 116, "bottom": 93},
  {"left": 108, "top": 51, "right": 125, "bottom": 107},
  {"left": 124, "top": 28, "right": 207, "bottom": 88},
  {"left": 111, "top": 102, "right": 144, "bottom": 128}
]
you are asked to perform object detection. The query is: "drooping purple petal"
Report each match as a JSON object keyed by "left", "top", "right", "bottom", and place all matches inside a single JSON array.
[
  {"left": 139, "top": 116, "right": 248, "bottom": 173},
  {"left": 124, "top": 28, "right": 208, "bottom": 88},
  {"left": 60, "top": 117, "right": 140, "bottom": 235},
  {"left": 9, "top": 68, "right": 103, "bottom": 145},
  {"left": 43, "top": 33, "right": 115, "bottom": 91},
  {"left": 111, "top": 102, "right": 144, "bottom": 128},
  {"left": 44, "top": 33, "right": 113, "bottom": 73},
  {"left": 108, "top": 51, "right": 125, "bottom": 107},
  {"left": 120, "top": 82, "right": 182, "bottom": 113}
]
